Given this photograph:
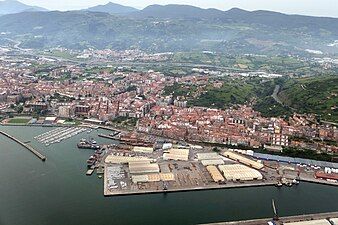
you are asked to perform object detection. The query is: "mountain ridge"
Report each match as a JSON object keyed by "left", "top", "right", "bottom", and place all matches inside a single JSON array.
[
  {"left": 0, "top": 5, "right": 337, "bottom": 53},
  {"left": 85, "top": 2, "right": 138, "bottom": 14},
  {"left": 0, "top": 0, "right": 47, "bottom": 15}
]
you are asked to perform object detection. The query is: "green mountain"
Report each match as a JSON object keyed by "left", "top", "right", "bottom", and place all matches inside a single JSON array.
[
  {"left": 85, "top": 2, "right": 138, "bottom": 14},
  {"left": 278, "top": 76, "right": 338, "bottom": 122},
  {"left": 0, "top": 5, "right": 337, "bottom": 54}
]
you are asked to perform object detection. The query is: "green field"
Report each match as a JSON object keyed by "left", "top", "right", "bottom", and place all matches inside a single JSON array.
[{"left": 7, "top": 118, "right": 31, "bottom": 124}]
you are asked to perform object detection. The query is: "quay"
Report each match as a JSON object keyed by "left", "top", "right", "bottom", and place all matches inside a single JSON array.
[
  {"left": 200, "top": 211, "right": 338, "bottom": 225},
  {"left": 98, "top": 133, "right": 119, "bottom": 140},
  {"left": 0, "top": 131, "right": 46, "bottom": 161},
  {"left": 104, "top": 181, "right": 275, "bottom": 196}
]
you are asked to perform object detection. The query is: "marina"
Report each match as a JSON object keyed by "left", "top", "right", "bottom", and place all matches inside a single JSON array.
[{"left": 34, "top": 126, "right": 88, "bottom": 146}]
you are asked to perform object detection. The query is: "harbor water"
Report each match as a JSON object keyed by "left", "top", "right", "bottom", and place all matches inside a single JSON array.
[{"left": 0, "top": 126, "right": 338, "bottom": 225}]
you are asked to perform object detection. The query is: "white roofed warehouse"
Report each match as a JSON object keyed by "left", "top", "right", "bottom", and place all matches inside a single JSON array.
[
  {"left": 163, "top": 148, "right": 190, "bottom": 161},
  {"left": 218, "top": 164, "right": 263, "bottom": 181},
  {"left": 222, "top": 151, "right": 264, "bottom": 170},
  {"left": 206, "top": 166, "right": 225, "bottom": 183}
]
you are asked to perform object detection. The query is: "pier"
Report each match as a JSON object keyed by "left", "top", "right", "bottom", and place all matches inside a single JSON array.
[
  {"left": 0, "top": 131, "right": 46, "bottom": 161},
  {"left": 200, "top": 211, "right": 338, "bottom": 225}
]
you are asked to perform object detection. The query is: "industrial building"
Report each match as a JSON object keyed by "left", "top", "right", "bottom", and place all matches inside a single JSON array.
[
  {"left": 201, "top": 159, "right": 224, "bottom": 166},
  {"left": 222, "top": 151, "right": 264, "bottom": 170},
  {"left": 163, "top": 148, "right": 190, "bottom": 161},
  {"left": 128, "top": 161, "right": 160, "bottom": 174},
  {"left": 131, "top": 175, "right": 149, "bottom": 183},
  {"left": 197, "top": 152, "right": 221, "bottom": 160},
  {"left": 105, "top": 155, "right": 151, "bottom": 164},
  {"left": 133, "top": 146, "right": 154, "bottom": 154},
  {"left": 197, "top": 152, "right": 224, "bottom": 166},
  {"left": 131, "top": 172, "right": 175, "bottom": 183},
  {"left": 206, "top": 166, "right": 225, "bottom": 183},
  {"left": 283, "top": 219, "right": 331, "bottom": 225},
  {"left": 330, "top": 218, "right": 338, "bottom": 225},
  {"left": 218, "top": 164, "right": 263, "bottom": 181},
  {"left": 315, "top": 171, "right": 338, "bottom": 181}
]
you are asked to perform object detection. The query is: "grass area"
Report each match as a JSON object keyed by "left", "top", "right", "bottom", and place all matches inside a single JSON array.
[
  {"left": 7, "top": 118, "right": 31, "bottom": 124},
  {"left": 43, "top": 50, "right": 78, "bottom": 60},
  {"left": 111, "top": 116, "right": 138, "bottom": 127}
]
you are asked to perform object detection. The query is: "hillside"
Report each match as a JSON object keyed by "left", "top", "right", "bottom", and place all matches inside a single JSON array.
[
  {"left": 0, "top": 6, "right": 337, "bottom": 53},
  {"left": 86, "top": 2, "right": 138, "bottom": 14},
  {"left": 0, "top": 0, "right": 47, "bottom": 15},
  {"left": 278, "top": 76, "right": 338, "bottom": 122}
]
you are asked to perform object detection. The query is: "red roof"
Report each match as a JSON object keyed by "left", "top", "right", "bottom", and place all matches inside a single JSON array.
[{"left": 315, "top": 171, "right": 338, "bottom": 180}]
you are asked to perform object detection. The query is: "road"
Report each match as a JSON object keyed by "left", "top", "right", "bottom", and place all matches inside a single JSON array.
[{"left": 271, "top": 85, "right": 283, "bottom": 105}]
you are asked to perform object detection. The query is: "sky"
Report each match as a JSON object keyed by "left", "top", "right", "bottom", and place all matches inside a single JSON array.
[{"left": 17, "top": 0, "right": 338, "bottom": 18}]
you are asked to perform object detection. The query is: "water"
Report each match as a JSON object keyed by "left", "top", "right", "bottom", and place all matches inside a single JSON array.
[{"left": 0, "top": 126, "right": 337, "bottom": 225}]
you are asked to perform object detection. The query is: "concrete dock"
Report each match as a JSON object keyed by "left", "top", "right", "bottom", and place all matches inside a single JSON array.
[
  {"left": 98, "top": 133, "right": 118, "bottom": 140},
  {"left": 200, "top": 211, "right": 338, "bottom": 225},
  {"left": 0, "top": 131, "right": 46, "bottom": 161}
]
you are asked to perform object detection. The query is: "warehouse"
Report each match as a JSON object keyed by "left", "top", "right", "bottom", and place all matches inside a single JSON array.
[
  {"left": 131, "top": 175, "right": 149, "bottom": 183},
  {"left": 218, "top": 164, "right": 263, "bottom": 181},
  {"left": 131, "top": 173, "right": 175, "bottom": 183},
  {"left": 197, "top": 152, "right": 221, "bottom": 160},
  {"left": 330, "top": 218, "right": 338, "bottom": 225},
  {"left": 201, "top": 159, "right": 224, "bottom": 166},
  {"left": 222, "top": 151, "right": 264, "bottom": 170},
  {"left": 133, "top": 146, "right": 154, "bottom": 154},
  {"left": 163, "top": 148, "right": 190, "bottom": 161},
  {"left": 283, "top": 219, "right": 331, "bottom": 225},
  {"left": 129, "top": 161, "right": 160, "bottom": 174},
  {"left": 105, "top": 155, "right": 151, "bottom": 164},
  {"left": 206, "top": 166, "right": 225, "bottom": 183}
]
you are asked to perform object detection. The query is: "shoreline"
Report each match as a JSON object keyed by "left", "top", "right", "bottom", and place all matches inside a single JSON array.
[
  {"left": 103, "top": 178, "right": 338, "bottom": 197},
  {"left": 104, "top": 181, "right": 276, "bottom": 197},
  {"left": 1, "top": 124, "right": 337, "bottom": 193}
]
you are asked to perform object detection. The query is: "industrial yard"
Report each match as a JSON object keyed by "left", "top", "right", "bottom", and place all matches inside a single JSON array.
[{"left": 76, "top": 129, "right": 338, "bottom": 197}]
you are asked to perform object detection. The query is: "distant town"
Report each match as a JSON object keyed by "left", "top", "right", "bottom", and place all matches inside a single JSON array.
[{"left": 0, "top": 47, "right": 337, "bottom": 157}]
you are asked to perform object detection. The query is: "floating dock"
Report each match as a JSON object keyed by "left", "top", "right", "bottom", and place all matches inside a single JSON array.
[{"left": 0, "top": 131, "right": 46, "bottom": 161}]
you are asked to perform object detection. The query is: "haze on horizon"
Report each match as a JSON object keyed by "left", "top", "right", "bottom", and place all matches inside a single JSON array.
[{"left": 12, "top": 0, "right": 338, "bottom": 18}]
